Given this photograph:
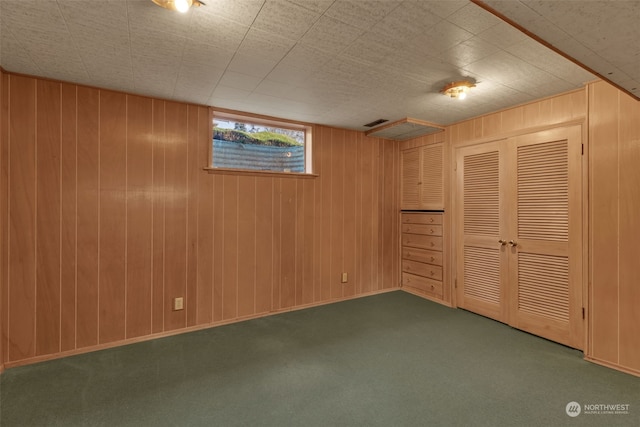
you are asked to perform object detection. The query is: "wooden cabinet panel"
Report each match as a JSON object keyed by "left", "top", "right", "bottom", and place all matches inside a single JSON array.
[
  {"left": 401, "top": 223, "right": 442, "bottom": 236},
  {"left": 402, "top": 213, "right": 442, "bottom": 225},
  {"left": 402, "top": 260, "right": 442, "bottom": 281},
  {"left": 401, "top": 143, "right": 443, "bottom": 210},
  {"left": 402, "top": 247, "right": 442, "bottom": 266},
  {"left": 402, "top": 273, "right": 443, "bottom": 298},
  {"left": 402, "top": 233, "right": 442, "bottom": 251},
  {"left": 401, "top": 212, "right": 444, "bottom": 302}
]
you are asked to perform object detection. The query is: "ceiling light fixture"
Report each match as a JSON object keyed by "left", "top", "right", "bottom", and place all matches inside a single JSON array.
[
  {"left": 151, "top": 0, "right": 205, "bottom": 13},
  {"left": 441, "top": 80, "right": 476, "bottom": 100}
]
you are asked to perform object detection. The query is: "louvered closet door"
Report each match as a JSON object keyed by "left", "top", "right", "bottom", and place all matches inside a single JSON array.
[
  {"left": 456, "top": 141, "right": 508, "bottom": 322},
  {"left": 506, "top": 126, "right": 583, "bottom": 349},
  {"left": 420, "top": 143, "right": 444, "bottom": 209},
  {"left": 401, "top": 148, "right": 420, "bottom": 209}
]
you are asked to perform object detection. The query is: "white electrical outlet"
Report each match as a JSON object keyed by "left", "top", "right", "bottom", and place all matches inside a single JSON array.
[
  {"left": 341, "top": 272, "right": 348, "bottom": 283},
  {"left": 173, "top": 297, "right": 184, "bottom": 311}
]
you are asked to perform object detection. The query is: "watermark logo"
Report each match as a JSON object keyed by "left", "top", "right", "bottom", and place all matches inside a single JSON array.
[
  {"left": 566, "top": 401, "right": 581, "bottom": 417},
  {"left": 566, "top": 401, "right": 631, "bottom": 417}
]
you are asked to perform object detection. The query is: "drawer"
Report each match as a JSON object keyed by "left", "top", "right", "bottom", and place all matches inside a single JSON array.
[
  {"left": 402, "top": 260, "right": 443, "bottom": 281},
  {"left": 402, "top": 213, "right": 442, "bottom": 225},
  {"left": 402, "top": 247, "right": 442, "bottom": 266},
  {"left": 401, "top": 233, "right": 443, "bottom": 251},
  {"left": 401, "top": 223, "right": 442, "bottom": 236},
  {"left": 402, "top": 272, "right": 443, "bottom": 297}
]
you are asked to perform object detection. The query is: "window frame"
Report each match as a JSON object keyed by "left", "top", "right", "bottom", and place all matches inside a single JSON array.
[{"left": 205, "top": 109, "right": 315, "bottom": 178}]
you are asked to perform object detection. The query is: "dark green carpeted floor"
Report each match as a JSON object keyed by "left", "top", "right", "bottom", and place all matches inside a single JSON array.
[{"left": 1, "top": 291, "right": 638, "bottom": 426}]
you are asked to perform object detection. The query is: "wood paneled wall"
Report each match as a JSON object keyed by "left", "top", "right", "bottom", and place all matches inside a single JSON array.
[
  {"left": 448, "top": 89, "right": 587, "bottom": 144},
  {"left": 0, "top": 72, "right": 400, "bottom": 368},
  {"left": 588, "top": 81, "right": 640, "bottom": 376}
]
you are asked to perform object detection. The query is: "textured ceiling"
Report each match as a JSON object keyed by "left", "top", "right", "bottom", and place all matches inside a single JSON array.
[{"left": 0, "top": 0, "right": 630, "bottom": 131}]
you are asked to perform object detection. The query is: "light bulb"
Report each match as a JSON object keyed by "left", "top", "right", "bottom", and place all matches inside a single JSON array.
[
  {"left": 174, "top": 0, "right": 192, "bottom": 13},
  {"left": 458, "top": 91, "right": 467, "bottom": 100}
]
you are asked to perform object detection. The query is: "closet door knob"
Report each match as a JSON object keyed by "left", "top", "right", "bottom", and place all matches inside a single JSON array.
[
  {"left": 508, "top": 240, "right": 518, "bottom": 247},
  {"left": 498, "top": 239, "right": 507, "bottom": 246}
]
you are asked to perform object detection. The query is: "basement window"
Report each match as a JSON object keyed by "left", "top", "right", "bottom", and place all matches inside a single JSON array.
[{"left": 208, "top": 111, "right": 313, "bottom": 176}]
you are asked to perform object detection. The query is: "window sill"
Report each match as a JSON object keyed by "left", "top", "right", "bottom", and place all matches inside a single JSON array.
[{"left": 203, "top": 167, "right": 318, "bottom": 179}]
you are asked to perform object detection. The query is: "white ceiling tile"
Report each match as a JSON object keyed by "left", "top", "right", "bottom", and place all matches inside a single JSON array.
[
  {"left": 130, "top": 29, "right": 186, "bottom": 60},
  {"left": 409, "top": 0, "right": 467, "bottom": 20},
  {"left": 286, "top": 0, "right": 334, "bottom": 14},
  {"left": 188, "top": 12, "right": 249, "bottom": 48},
  {"left": 422, "top": 20, "right": 474, "bottom": 54},
  {"left": 477, "top": 21, "right": 529, "bottom": 50},
  {"left": 369, "top": 3, "right": 441, "bottom": 41},
  {"left": 236, "top": 28, "right": 296, "bottom": 60},
  {"left": 446, "top": 3, "right": 502, "bottom": 35},
  {"left": 227, "top": 54, "right": 280, "bottom": 79},
  {"left": 181, "top": 42, "right": 235, "bottom": 68},
  {"left": 210, "top": 85, "right": 252, "bottom": 102},
  {"left": 300, "top": 16, "right": 364, "bottom": 54},
  {"left": 217, "top": 71, "right": 263, "bottom": 91},
  {"left": 325, "top": 0, "right": 401, "bottom": 31},
  {"left": 441, "top": 36, "right": 501, "bottom": 68},
  {"left": 266, "top": 63, "right": 315, "bottom": 86},
  {"left": 196, "top": 0, "right": 265, "bottom": 26},
  {"left": 252, "top": 0, "right": 321, "bottom": 40},
  {"left": 278, "top": 44, "right": 334, "bottom": 73}
]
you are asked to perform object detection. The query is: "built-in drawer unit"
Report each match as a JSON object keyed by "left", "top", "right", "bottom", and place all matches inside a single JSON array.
[{"left": 401, "top": 212, "right": 444, "bottom": 299}]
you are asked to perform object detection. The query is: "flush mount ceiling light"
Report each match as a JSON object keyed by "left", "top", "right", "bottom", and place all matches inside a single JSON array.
[
  {"left": 151, "top": 0, "right": 205, "bottom": 13},
  {"left": 441, "top": 80, "right": 476, "bottom": 100}
]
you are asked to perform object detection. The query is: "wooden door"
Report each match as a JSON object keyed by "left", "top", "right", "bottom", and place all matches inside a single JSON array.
[
  {"left": 401, "top": 147, "right": 420, "bottom": 209},
  {"left": 420, "top": 143, "right": 444, "bottom": 210},
  {"left": 506, "top": 126, "right": 583, "bottom": 349},
  {"left": 455, "top": 141, "right": 508, "bottom": 322}
]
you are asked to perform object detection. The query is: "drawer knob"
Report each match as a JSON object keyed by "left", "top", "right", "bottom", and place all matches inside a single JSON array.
[
  {"left": 430, "top": 256, "right": 435, "bottom": 262},
  {"left": 430, "top": 229, "right": 434, "bottom": 234},
  {"left": 430, "top": 242, "right": 435, "bottom": 247},
  {"left": 430, "top": 271, "right": 434, "bottom": 276}
]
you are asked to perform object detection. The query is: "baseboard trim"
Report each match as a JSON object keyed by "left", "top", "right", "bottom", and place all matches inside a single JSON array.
[{"left": 584, "top": 356, "right": 640, "bottom": 377}]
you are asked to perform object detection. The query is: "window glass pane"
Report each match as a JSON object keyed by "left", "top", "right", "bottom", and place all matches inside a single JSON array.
[{"left": 212, "top": 117, "right": 306, "bottom": 173}]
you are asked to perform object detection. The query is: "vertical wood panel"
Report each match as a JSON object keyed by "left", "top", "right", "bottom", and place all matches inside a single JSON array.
[
  {"left": 617, "top": 91, "right": 640, "bottom": 371},
  {"left": 163, "top": 102, "right": 188, "bottom": 331},
  {"left": 330, "top": 128, "right": 344, "bottom": 299},
  {"left": 312, "top": 128, "right": 324, "bottom": 303},
  {"left": 360, "top": 136, "right": 374, "bottom": 294},
  {"left": 151, "top": 100, "right": 165, "bottom": 334},
  {"left": 196, "top": 108, "right": 213, "bottom": 325},
  {"left": 8, "top": 75, "right": 37, "bottom": 361},
  {"left": 295, "top": 180, "right": 305, "bottom": 305},
  {"left": 222, "top": 175, "right": 238, "bottom": 320},
  {"left": 343, "top": 131, "right": 357, "bottom": 297},
  {"left": 212, "top": 175, "right": 224, "bottom": 322},
  {"left": 301, "top": 178, "right": 315, "bottom": 305},
  {"left": 280, "top": 178, "right": 297, "bottom": 309},
  {"left": 186, "top": 105, "right": 199, "bottom": 326},
  {"left": 60, "top": 83, "right": 77, "bottom": 352},
  {"left": 319, "top": 126, "right": 332, "bottom": 301},
  {"left": 76, "top": 86, "right": 100, "bottom": 349},
  {"left": 125, "top": 95, "right": 153, "bottom": 339},
  {"left": 370, "top": 138, "right": 380, "bottom": 290},
  {"left": 35, "top": 79, "right": 61, "bottom": 356},
  {"left": 0, "top": 71, "right": 8, "bottom": 365},
  {"left": 272, "top": 179, "right": 282, "bottom": 310},
  {"left": 98, "top": 91, "right": 127, "bottom": 344},
  {"left": 237, "top": 176, "right": 256, "bottom": 317},
  {"left": 255, "top": 177, "right": 273, "bottom": 314},
  {"left": 589, "top": 82, "right": 619, "bottom": 363}
]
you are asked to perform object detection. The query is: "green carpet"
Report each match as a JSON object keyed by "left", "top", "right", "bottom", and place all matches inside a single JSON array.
[{"left": 1, "top": 291, "right": 638, "bottom": 426}]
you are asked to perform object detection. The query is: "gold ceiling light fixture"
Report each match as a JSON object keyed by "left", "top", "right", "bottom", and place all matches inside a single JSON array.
[
  {"left": 441, "top": 80, "right": 476, "bottom": 100},
  {"left": 151, "top": 0, "right": 205, "bottom": 13}
]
